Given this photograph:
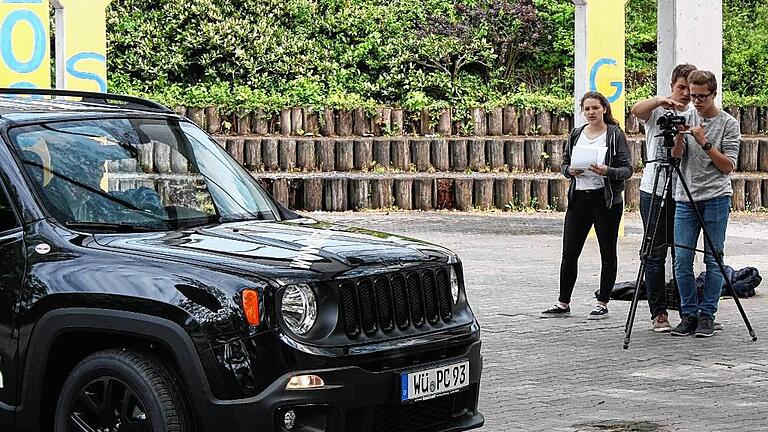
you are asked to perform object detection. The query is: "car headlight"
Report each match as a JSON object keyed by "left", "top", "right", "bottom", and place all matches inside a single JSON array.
[
  {"left": 450, "top": 267, "right": 460, "bottom": 304},
  {"left": 281, "top": 284, "right": 317, "bottom": 335}
]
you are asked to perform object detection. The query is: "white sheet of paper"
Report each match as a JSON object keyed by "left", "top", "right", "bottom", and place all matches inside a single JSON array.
[{"left": 570, "top": 145, "right": 607, "bottom": 170}]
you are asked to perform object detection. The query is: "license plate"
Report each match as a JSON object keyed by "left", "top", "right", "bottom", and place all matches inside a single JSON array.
[{"left": 400, "top": 361, "right": 469, "bottom": 402}]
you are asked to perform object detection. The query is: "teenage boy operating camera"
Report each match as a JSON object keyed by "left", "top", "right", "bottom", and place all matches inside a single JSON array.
[
  {"left": 630, "top": 63, "right": 697, "bottom": 333},
  {"left": 670, "top": 70, "right": 741, "bottom": 338}
]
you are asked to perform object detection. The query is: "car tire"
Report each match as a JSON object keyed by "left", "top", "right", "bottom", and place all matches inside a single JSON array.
[{"left": 54, "top": 348, "right": 193, "bottom": 432}]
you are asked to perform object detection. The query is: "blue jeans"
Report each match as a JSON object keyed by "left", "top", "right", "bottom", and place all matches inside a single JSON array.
[
  {"left": 673, "top": 196, "right": 731, "bottom": 319},
  {"left": 639, "top": 191, "right": 675, "bottom": 319}
]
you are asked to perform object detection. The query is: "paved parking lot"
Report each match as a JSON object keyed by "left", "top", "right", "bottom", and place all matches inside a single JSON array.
[{"left": 317, "top": 211, "right": 768, "bottom": 432}]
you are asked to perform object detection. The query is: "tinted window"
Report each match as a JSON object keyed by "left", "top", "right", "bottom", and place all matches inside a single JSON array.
[{"left": 9, "top": 118, "right": 278, "bottom": 232}]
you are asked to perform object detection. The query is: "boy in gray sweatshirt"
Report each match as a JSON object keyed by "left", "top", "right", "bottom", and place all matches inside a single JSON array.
[{"left": 669, "top": 70, "right": 740, "bottom": 338}]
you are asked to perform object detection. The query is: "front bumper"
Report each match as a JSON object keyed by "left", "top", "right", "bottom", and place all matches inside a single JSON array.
[{"left": 189, "top": 339, "right": 484, "bottom": 432}]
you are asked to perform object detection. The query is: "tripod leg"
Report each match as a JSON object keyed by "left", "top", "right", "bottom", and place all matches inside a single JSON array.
[
  {"left": 672, "top": 164, "right": 757, "bottom": 341},
  {"left": 624, "top": 163, "right": 674, "bottom": 348}
]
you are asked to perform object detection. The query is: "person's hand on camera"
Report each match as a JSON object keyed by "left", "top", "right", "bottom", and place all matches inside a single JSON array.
[
  {"left": 656, "top": 96, "right": 686, "bottom": 111},
  {"left": 674, "top": 124, "right": 689, "bottom": 145},
  {"left": 568, "top": 168, "right": 584, "bottom": 176},
  {"left": 690, "top": 125, "right": 707, "bottom": 146},
  {"left": 588, "top": 164, "right": 608, "bottom": 176}
]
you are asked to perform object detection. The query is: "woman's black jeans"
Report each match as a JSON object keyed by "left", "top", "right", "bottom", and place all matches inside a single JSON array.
[{"left": 559, "top": 189, "right": 623, "bottom": 305}]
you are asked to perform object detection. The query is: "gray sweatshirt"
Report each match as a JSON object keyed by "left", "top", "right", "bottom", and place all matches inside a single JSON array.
[{"left": 675, "top": 110, "right": 740, "bottom": 202}]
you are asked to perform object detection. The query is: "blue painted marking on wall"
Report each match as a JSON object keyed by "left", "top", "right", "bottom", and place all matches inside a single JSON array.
[
  {"left": 9, "top": 81, "right": 36, "bottom": 88},
  {"left": 589, "top": 57, "right": 624, "bottom": 103},
  {"left": 66, "top": 52, "right": 107, "bottom": 92},
  {"left": 2, "top": 1, "right": 43, "bottom": 4},
  {"left": 0, "top": 10, "right": 46, "bottom": 73},
  {"left": 8, "top": 81, "right": 42, "bottom": 98}
]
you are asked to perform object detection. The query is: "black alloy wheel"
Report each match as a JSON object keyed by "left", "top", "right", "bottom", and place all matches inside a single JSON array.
[
  {"left": 54, "top": 349, "right": 192, "bottom": 432},
  {"left": 70, "top": 376, "right": 150, "bottom": 431}
]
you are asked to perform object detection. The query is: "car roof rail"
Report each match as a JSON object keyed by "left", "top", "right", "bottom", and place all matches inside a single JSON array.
[{"left": 0, "top": 88, "right": 174, "bottom": 114}]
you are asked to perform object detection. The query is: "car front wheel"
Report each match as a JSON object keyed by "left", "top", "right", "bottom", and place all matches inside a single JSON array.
[{"left": 54, "top": 349, "right": 193, "bottom": 432}]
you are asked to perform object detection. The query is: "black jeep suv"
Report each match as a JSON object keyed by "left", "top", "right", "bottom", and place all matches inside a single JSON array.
[{"left": 0, "top": 89, "right": 483, "bottom": 432}]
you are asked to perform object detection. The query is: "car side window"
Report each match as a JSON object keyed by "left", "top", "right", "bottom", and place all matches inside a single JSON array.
[{"left": 0, "top": 183, "right": 19, "bottom": 233}]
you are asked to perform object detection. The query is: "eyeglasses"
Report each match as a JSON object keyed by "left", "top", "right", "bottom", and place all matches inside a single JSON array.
[{"left": 690, "top": 92, "right": 713, "bottom": 101}]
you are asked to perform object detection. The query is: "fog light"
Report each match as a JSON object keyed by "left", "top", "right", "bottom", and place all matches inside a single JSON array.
[
  {"left": 283, "top": 410, "right": 296, "bottom": 430},
  {"left": 286, "top": 374, "right": 325, "bottom": 390},
  {"left": 276, "top": 405, "right": 330, "bottom": 431}
]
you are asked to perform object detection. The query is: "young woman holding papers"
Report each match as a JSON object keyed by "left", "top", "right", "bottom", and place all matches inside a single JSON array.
[{"left": 540, "top": 91, "right": 633, "bottom": 320}]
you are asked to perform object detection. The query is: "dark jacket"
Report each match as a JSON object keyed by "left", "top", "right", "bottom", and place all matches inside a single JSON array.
[
  {"left": 561, "top": 124, "right": 633, "bottom": 208},
  {"left": 696, "top": 266, "right": 762, "bottom": 298}
]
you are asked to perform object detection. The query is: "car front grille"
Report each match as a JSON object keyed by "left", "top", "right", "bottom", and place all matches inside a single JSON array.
[
  {"left": 371, "top": 390, "right": 471, "bottom": 432},
  {"left": 338, "top": 266, "right": 454, "bottom": 339},
  {"left": 343, "top": 389, "right": 475, "bottom": 432}
]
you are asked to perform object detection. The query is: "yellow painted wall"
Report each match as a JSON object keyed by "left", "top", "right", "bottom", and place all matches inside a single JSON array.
[
  {"left": 53, "top": 0, "right": 112, "bottom": 92},
  {"left": 582, "top": 0, "right": 626, "bottom": 236},
  {"left": 0, "top": 0, "right": 52, "bottom": 90},
  {"left": 585, "top": 0, "right": 626, "bottom": 127},
  {"left": 1, "top": 1, "right": 111, "bottom": 91}
]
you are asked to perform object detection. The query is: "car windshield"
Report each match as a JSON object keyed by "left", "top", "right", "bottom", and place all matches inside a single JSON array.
[{"left": 8, "top": 117, "right": 279, "bottom": 231}]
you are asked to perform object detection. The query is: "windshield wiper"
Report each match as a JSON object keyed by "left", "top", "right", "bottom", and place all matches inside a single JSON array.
[
  {"left": 174, "top": 215, "right": 221, "bottom": 230},
  {"left": 220, "top": 211, "right": 275, "bottom": 223},
  {"left": 64, "top": 221, "right": 163, "bottom": 233}
]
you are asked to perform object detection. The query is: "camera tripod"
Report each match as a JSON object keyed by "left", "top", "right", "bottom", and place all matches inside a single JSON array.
[{"left": 622, "top": 138, "right": 757, "bottom": 349}]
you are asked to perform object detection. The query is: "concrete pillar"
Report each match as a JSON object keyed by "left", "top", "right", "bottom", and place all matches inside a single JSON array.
[
  {"left": 657, "top": 0, "right": 723, "bottom": 106},
  {"left": 573, "top": 0, "right": 626, "bottom": 127}
]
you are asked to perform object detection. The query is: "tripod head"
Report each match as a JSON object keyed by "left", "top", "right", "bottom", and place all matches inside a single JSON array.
[
  {"left": 651, "top": 111, "right": 688, "bottom": 165},
  {"left": 655, "top": 111, "right": 687, "bottom": 147}
]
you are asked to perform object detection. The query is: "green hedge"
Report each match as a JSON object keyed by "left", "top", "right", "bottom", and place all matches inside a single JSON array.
[{"left": 105, "top": 0, "right": 768, "bottom": 112}]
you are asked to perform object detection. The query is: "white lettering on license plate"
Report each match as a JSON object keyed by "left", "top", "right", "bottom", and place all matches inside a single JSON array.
[{"left": 400, "top": 361, "right": 469, "bottom": 402}]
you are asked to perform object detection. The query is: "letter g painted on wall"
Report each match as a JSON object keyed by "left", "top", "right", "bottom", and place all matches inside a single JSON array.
[{"left": 589, "top": 57, "right": 624, "bottom": 103}]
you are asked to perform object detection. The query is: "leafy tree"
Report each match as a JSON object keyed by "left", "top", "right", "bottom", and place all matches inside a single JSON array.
[{"left": 104, "top": 0, "right": 768, "bottom": 110}]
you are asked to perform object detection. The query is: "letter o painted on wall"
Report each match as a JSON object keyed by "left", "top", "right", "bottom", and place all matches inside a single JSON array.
[{"left": 1, "top": 10, "right": 47, "bottom": 74}]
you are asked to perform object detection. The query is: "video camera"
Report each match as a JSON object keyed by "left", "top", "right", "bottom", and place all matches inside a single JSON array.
[{"left": 655, "top": 111, "right": 687, "bottom": 148}]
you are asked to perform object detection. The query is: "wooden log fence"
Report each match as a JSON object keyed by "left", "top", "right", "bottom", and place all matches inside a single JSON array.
[
  {"left": 468, "top": 140, "right": 486, "bottom": 171},
  {"left": 519, "top": 108, "right": 535, "bottom": 136},
  {"left": 494, "top": 177, "right": 514, "bottom": 209},
  {"left": 524, "top": 139, "right": 545, "bottom": 172},
  {"left": 335, "top": 140, "right": 354, "bottom": 172},
  {"left": 209, "top": 136, "right": 768, "bottom": 176},
  {"left": 131, "top": 134, "right": 768, "bottom": 213},
  {"left": 313, "top": 140, "right": 333, "bottom": 172},
  {"left": 246, "top": 173, "right": 766, "bottom": 213},
  {"left": 432, "top": 139, "right": 450, "bottom": 172},
  {"left": 137, "top": 139, "right": 766, "bottom": 216},
  {"left": 451, "top": 178, "right": 470, "bottom": 211},
  {"left": 188, "top": 105, "right": 768, "bottom": 138},
  {"left": 138, "top": 136, "right": 768, "bottom": 182},
  {"left": 503, "top": 107, "right": 518, "bottom": 135},
  {"left": 435, "top": 178, "right": 453, "bottom": 209},
  {"left": 473, "top": 178, "right": 494, "bottom": 210}
]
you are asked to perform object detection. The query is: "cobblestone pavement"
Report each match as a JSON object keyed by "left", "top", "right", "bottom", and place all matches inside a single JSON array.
[{"left": 315, "top": 211, "right": 768, "bottom": 432}]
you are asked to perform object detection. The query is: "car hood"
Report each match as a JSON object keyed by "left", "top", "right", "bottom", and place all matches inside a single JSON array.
[{"left": 92, "top": 218, "right": 455, "bottom": 284}]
